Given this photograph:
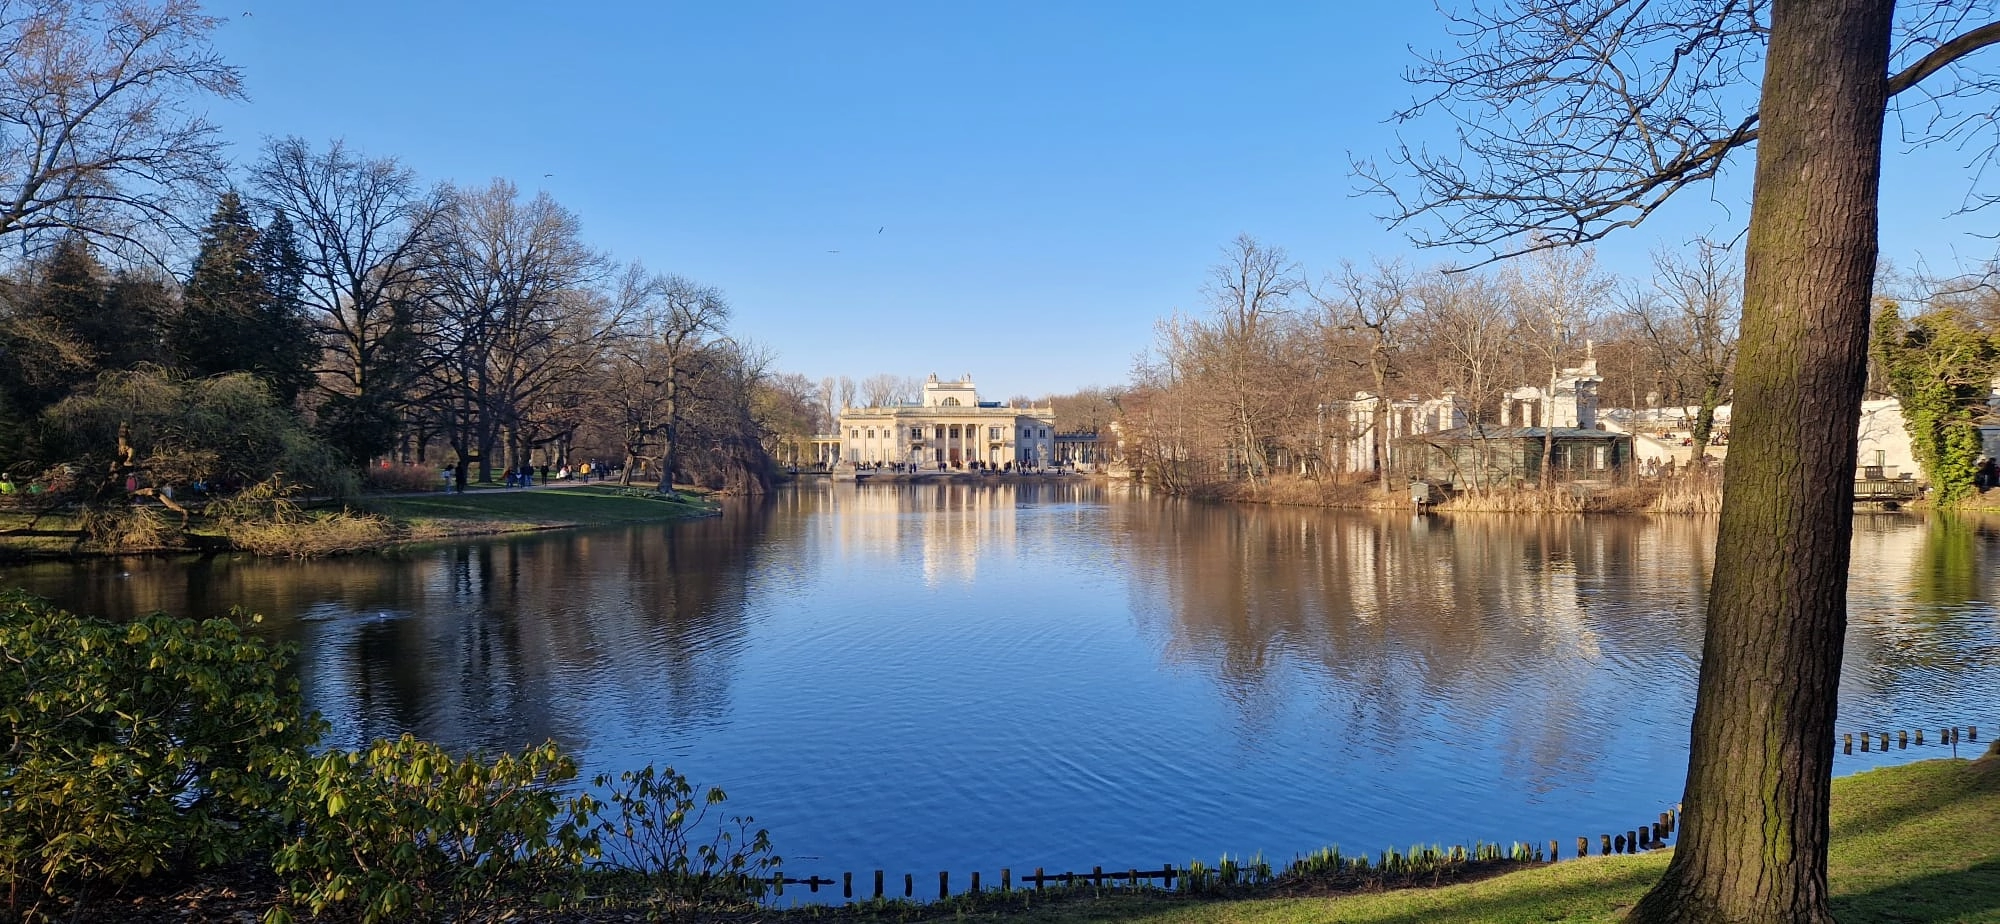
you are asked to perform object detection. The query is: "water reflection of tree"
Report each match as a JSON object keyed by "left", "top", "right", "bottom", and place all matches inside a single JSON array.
[
  {"left": 1838, "top": 514, "right": 2000, "bottom": 716},
  {"left": 1123, "top": 504, "right": 1709, "bottom": 792},
  {"left": 0, "top": 502, "right": 790, "bottom": 757},
  {"left": 1910, "top": 515, "right": 1982, "bottom": 609}
]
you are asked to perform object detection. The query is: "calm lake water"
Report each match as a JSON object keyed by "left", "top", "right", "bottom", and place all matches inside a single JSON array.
[{"left": 4, "top": 482, "right": 1997, "bottom": 883}]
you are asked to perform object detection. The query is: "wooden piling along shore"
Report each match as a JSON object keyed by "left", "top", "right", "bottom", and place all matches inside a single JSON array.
[
  {"left": 763, "top": 724, "right": 1987, "bottom": 906},
  {"left": 1842, "top": 724, "right": 1974, "bottom": 754}
]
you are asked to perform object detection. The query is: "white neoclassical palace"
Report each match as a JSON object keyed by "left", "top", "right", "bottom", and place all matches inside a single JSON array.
[{"left": 830, "top": 374, "right": 1057, "bottom": 470}]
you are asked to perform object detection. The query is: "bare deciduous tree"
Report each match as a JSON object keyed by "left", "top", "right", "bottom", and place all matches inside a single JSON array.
[
  {"left": 1622, "top": 238, "right": 1742, "bottom": 461},
  {"left": 1504, "top": 245, "right": 1610, "bottom": 487},
  {"left": 611, "top": 269, "right": 727, "bottom": 493},
  {"left": 1315, "top": 258, "right": 1416, "bottom": 491},
  {"left": 1193, "top": 234, "right": 1303, "bottom": 485},
  {"left": 0, "top": 0, "right": 240, "bottom": 259},
  {"left": 252, "top": 137, "right": 446, "bottom": 464},
  {"left": 859, "top": 373, "right": 907, "bottom": 407},
  {"left": 1410, "top": 269, "right": 1513, "bottom": 492},
  {"left": 422, "top": 179, "right": 615, "bottom": 488}
]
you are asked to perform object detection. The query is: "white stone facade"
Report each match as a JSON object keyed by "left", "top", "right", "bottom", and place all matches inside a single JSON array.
[
  {"left": 1342, "top": 393, "right": 1466, "bottom": 474},
  {"left": 1502, "top": 356, "right": 1603, "bottom": 429},
  {"left": 834, "top": 374, "right": 1058, "bottom": 469}
]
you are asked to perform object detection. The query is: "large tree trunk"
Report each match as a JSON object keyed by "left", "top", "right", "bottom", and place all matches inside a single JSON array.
[
  {"left": 656, "top": 360, "right": 681, "bottom": 494},
  {"left": 1629, "top": 1, "right": 1890, "bottom": 922}
]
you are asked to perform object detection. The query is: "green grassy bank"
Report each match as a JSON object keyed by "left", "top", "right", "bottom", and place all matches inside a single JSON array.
[{"left": 362, "top": 484, "right": 719, "bottom": 540}]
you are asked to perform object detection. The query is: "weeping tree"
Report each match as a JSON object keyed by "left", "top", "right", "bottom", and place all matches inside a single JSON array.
[
  {"left": 36, "top": 368, "right": 354, "bottom": 546},
  {"left": 1363, "top": 1, "right": 2000, "bottom": 920}
]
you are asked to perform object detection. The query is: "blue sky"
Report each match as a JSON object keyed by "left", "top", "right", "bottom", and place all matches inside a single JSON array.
[{"left": 209, "top": 2, "right": 1998, "bottom": 399}]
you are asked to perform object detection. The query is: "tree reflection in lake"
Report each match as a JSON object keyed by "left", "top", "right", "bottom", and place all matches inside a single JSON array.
[
  {"left": 1116, "top": 503, "right": 1716, "bottom": 797},
  {"left": 0, "top": 501, "right": 787, "bottom": 753},
  {"left": 1837, "top": 513, "right": 2000, "bottom": 729}
]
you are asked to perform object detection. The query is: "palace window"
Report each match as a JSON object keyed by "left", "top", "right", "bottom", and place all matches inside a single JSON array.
[
  {"left": 935, "top": 426, "right": 945, "bottom": 439},
  {"left": 910, "top": 427, "right": 923, "bottom": 440},
  {"left": 942, "top": 397, "right": 961, "bottom": 406},
  {"left": 989, "top": 427, "right": 1001, "bottom": 440}
]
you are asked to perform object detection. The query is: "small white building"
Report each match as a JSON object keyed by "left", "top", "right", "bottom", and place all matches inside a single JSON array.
[
  {"left": 1502, "top": 356, "right": 1604, "bottom": 429},
  {"left": 833, "top": 374, "right": 1058, "bottom": 470},
  {"left": 1855, "top": 398, "right": 1920, "bottom": 478}
]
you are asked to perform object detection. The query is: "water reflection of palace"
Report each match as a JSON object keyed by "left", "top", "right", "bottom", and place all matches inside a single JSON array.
[{"left": 817, "top": 481, "right": 1055, "bottom": 586}]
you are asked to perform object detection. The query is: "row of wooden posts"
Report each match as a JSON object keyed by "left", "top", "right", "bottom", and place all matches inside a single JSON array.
[
  {"left": 768, "top": 866, "right": 1191, "bottom": 900},
  {"left": 1842, "top": 725, "right": 1976, "bottom": 754},
  {"left": 768, "top": 725, "right": 1984, "bottom": 904},
  {"left": 1580, "top": 807, "right": 1679, "bottom": 860},
  {"left": 768, "top": 808, "right": 1685, "bottom": 904}
]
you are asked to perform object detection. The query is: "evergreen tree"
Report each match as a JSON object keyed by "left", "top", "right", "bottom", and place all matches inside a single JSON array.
[
  {"left": 102, "top": 270, "right": 174, "bottom": 368},
  {"left": 170, "top": 193, "right": 317, "bottom": 407},
  {"left": 252, "top": 209, "right": 318, "bottom": 406},
  {"left": 13, "top": 239, "right": 111, "bottom": 409}
]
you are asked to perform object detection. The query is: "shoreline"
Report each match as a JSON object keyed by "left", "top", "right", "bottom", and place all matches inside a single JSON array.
[
  {"left": 0, "top": 483, "right": 722, "bottom": 562},
  {"left": 85, "top": 748, "right": 2000, "bottom": 924}
]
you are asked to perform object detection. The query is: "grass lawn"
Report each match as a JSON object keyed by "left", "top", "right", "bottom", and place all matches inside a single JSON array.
[
  {"left": 848, "top": 754, "right": 2000, "bottom": 924},
  {"left": 364, "top": 484, "right": 718, "bottom": 539},
  {"left": 0, "top": 508, "right": 86, "bottom": 556},
  {"left": 0, "top": 485, "right": 718, "bottom": 559}
]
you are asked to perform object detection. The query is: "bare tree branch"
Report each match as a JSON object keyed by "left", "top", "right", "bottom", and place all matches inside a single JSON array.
[{"left": 1360, "top": 1, "right": 2000, "bottom": 264}]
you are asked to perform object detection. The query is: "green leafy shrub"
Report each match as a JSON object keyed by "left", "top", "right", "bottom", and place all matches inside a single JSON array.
[
  {"left": 0, "top": 593, "right": 319, "bottom": 918},
  {"left": 592, "top": 765, "right": 780, "bottom": 906},
  {"left": 269, "top": 736, "right": 599, "bottom": 924}
]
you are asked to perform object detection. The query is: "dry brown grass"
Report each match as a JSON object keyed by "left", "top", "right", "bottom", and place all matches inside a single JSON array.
[
  {"left": 1190, "top": 473, "right": 1716, "bottom": 516},
  {"left": 223, "top": 511, "right": 394, "bottom": 557},
  {"left": 1209, "top": 474, "right": 1403, "bottom": 509},
  {"left": 212, "top": 477, "right": 396, "bottom": 557},
  {"left": 77, "top": 504, "right": 181, "bottom": 552},
  {"left": 1648, "top": 470, "right": 1724, "bottom": 514},
  {"left": 1438, "top": 485, "right": 1588, "bottom": 513}
]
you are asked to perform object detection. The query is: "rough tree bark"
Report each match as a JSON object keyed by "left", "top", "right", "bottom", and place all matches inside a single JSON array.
[{"left": 1628, "top": 0, "right": 1891, "bottom": 920}]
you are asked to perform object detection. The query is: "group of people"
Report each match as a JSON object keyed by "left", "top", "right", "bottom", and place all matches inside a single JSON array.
[
  {"left": 439, "top": 460, "right": 613, "bottom": 492},
  {"left": 850, "top": 459, "right": 1058, "bottom": 474},
  {"left": 1638, "top": 457, "right": 1680, "bottom": 479}
]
